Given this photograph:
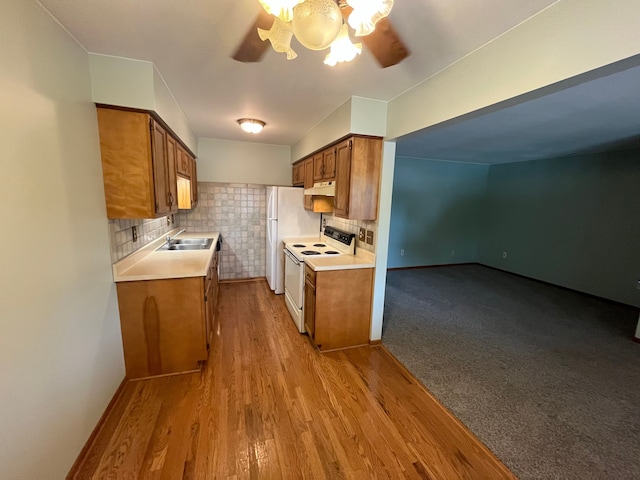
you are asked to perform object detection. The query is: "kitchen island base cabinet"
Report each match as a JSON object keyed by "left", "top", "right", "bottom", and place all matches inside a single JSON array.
[
  {"left": 304, "top": 265, "right": 373, "bottom": 352},
  {"left": 116, "top": 277, "right": 208, "bottom": 380}
]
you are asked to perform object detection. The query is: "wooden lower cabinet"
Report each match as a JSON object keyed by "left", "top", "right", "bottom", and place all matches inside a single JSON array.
[
  {"left": 303, "top": 264, "right": 373, "bottom": 352},
  {"left": 116, "top": 249, "right": 220, "bottom": 380}
]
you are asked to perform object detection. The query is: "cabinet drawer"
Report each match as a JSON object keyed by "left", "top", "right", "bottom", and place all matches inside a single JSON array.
[{"left": 304, "top": 264, "right": 316, "bottom": 286}]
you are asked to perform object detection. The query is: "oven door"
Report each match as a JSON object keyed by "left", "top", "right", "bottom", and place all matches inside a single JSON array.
[{"left": 284, "top": 248, "right": 304, "bottom": 309}]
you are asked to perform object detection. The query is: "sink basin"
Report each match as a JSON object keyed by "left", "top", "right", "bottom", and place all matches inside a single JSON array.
[
  {"left": 170, "top": 238, "right": 213, "bottom": 246},
  {"left": 156, "top": 237, "right": 213, "bottom": 251}
]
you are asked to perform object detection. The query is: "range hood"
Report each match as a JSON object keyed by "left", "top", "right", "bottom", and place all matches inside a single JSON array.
[{"left": 304, "top": 181, "right": 335, "bottom": 197}]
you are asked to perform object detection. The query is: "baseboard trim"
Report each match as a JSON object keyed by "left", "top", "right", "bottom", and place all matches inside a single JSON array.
[
  {"left": 390, "top": 263, "right": 639, "bottom": 312},
  {"left": 66, "top": 377, "right": 128, "bottom": 479},
  {"left": 388, "top": 262, "right": 474, "bottom": 271},
  {"left": 369, "top": 339, "right": 382, "bottom": 346},
  {"left": 220, "top": 276, "right": 265, "bottom": 284}
]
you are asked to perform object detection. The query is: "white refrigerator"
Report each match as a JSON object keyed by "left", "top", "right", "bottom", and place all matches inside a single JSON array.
[{"left": 266, "top": 186, "right": 320, "bottom": 294}]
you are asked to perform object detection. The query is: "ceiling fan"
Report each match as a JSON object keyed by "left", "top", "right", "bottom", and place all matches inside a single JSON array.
[{"left": 232, "top": 0, "right": 409, "bottom": 68}]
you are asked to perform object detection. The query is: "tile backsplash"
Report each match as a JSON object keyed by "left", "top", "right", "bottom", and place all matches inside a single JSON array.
[
  {"left": 109, "top": 216, "right": 178, "bottom": 264},
  {"left": 108, "top": 183, "right": 375, "bottom": 281},
  {"left": 323, "top": 214, "right": 377, "bottom": 253},
  {"left": 178, "top": 182, "right": 266, "bottom": 280}
]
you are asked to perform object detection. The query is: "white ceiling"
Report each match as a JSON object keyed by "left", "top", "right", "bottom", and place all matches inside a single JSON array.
[
  {"left": 38, "top": 0, "right": 558, "bottom": 146},
  {"left": 395, "top": 60, "right": 640, "bottom": 164}
]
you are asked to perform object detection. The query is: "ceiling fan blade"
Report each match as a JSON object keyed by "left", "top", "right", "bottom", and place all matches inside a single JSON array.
[
  {"left": 232, "top": 10, "right": 274, "bottom": 63},
  {"left": 361, "top": 18, "right": 410, "bottom": 68},
  {"left": 339, "top": 5, "right": 409, "bottom": 68}
]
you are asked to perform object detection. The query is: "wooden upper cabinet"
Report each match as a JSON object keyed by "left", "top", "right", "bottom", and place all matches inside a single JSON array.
[
  {"left": 322, "top": 148, "right": 336, "bottom": 179},
  {"left": 333, "top": 140, "right": 352, "bottom": 217},
  {"left": 97, "top": 107, "right": 180, "bottom": 219},
  {"left": 190, "top": 156, "right": 198, "bottom": 208},
  {"left": 304, "top": 157, "right": 314, "bottom": 210},
  {"left": 292, "top": 161, "right": 304, "bottom": 186},
  {"left": 313, "top": 149, "right": 336, "bottom": 181},
  {"left": 334, "top": 136, "right": 382, "bottom": 221},
  {"left": 175, "top": 142, "right": 190, "bottom": 177},
  {"left": 176, "top": 144, "right": 198, "bottom": 210}
]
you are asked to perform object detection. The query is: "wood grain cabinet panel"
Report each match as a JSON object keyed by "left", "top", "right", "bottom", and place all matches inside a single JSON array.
[
  {"left": 313, "top": 149, "right": 336, "bottom": 181},
  {"left": 97, "top": 107, "right": 180, "bottom": 219},
  {"left": 116, "top": 246, "right": 220, "bottom": 379},
  {"left": 116, "top": 277, "right": 208, "bottom": 379},
  {"left": 304, "top": 265, "right": 372, "bottom": 352},
  {"left": 292, "top": 161, "right": 305, "bottom": 186},
  {"left": 334, "top": 136, "right": 382, "bottom": 221},
  {"left": 303, "top": 157, "right": 314, "bottom": 210}
]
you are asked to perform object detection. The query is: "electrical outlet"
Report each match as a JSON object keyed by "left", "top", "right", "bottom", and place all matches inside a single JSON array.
[
  {"left": 167, "top": 215, "right": 171, "bottom": 226},
  {"left": 400, "top": 249, "right": 405, "bottom": 256},
  {"left": 366, "top": 230, "right": 374, "bottom": 245},
  {"left": 502, "top": 251, "right": 508, "bottom": 259},
  {"left": 358, "top": 227, "right": 366, "bottom": 242},
  {"left": 322, "top": 218, "right": 327, "bottom": 228},
  {"left": 451, "top": 249, "right": 455, "bottom": 256},
  {"left": 132, "top": 225, "right": 138, "bottom": 243}
]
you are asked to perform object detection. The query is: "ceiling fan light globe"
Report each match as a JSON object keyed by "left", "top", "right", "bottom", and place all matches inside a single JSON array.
[
  {"left": 324, "top": 23, "right": 362, "bottom": 66},
  {"left": 347, "top": 0, "right": 393, "bottom": 37},
  {"left": 292, "top": 0, "right": 343, "bottom": 50},
  {"left": 258, "top": 0, "right": 303, "bottom": 23}
]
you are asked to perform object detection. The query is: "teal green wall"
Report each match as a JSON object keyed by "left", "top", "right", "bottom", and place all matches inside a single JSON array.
[
  {"left": 389, "top": 149, "right": 640, "bottom": 307},
  {"left": 479, "top": 149, "right": 640, "bottom": 307},
  {"left": 388, "top": 157, "right": 489, "bottom": 268}
]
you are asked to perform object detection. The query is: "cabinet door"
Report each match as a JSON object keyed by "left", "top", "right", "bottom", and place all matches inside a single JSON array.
[
  {"left": 313, "top": 153, "right": 324, "bottom": 181},
  {"left": 191, "top": 157, "right": 198, "bottom": 207},
  {"left": 304, "top": 158, "right": 314, "bottom": 210},
  {"left": 322, "top": 148, "right": 336, "bottom": 180},
  {"left": 334, "top": 139, "right": 352, "bottom": 217},
  {"left": 151, "top": 120, "right": 171, "bottom": 215},
  {"left": 205, "top": 280, "right": 213, "bottom": 347},
  {"left": 166, "top": 138, "right": 178, "bottom": 214},
  {"left": 304, "top": 276, "right": 316, "bottom": 340}
]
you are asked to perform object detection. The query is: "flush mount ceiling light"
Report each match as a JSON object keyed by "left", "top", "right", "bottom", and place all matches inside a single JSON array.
[
  {"left": 237, "top": 118, "right": 266, "bottom": 134},
  {"left": 233, "top": 0, "right": 408, "bottom": 68}
]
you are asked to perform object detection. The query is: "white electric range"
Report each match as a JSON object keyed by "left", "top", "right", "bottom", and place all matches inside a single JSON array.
[{"left": 283, "top": 226, "right": 356, "bottom": 332}]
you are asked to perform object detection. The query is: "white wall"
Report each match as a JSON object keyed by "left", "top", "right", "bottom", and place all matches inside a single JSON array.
[
  {"left": 153, "top": 67, "right": 197, "bottom": 150},
  {"left": 291, "top": 98, "right": 352, "bottom": 161},
  {"left": 387, "top": 0, "right": 640, "bottom": 140},
  {"left": 197, "top": 137, "right": 292, "bottom": 185},
  {"left": 89, "top": 55, "right": 155, "bottom": 110},
  {"left": 0, "top": 2, "right": 125, "bottom": 478},
  {"left": 89, "top": 54, "right": 197, "bottom": 152}
]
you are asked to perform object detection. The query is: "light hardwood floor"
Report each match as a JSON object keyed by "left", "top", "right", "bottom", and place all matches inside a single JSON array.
[{"left": 70, "top": 279, "right": 515, "bottom": 479}]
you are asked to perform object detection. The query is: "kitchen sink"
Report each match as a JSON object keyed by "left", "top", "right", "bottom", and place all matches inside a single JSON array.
[
  {"left": 170, "top": 238, "right": 213, "bottom": 246},
  {"left": 156, "top": 238, "right": 213, "bottom": 251}
]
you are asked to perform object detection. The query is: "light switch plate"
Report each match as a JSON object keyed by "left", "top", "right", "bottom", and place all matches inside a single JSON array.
[
  {"left": 366, "top": 230, "right": 374, "bottom": 245},
  {"left": 359, "top": 227, "right": 366, "bottom": 242}
]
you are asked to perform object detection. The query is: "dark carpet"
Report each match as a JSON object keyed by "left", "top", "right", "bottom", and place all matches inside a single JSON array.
[{"left": 382, "top": 264, "right": 640, "bottom": 480}]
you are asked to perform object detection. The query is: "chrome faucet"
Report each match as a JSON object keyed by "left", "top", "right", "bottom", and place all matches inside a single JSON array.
[{"left": 165, "top": 229, "right": 185, "bottom": 246}]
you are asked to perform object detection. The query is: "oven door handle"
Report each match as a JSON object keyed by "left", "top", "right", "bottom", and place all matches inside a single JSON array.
[{"left": 283, "top": 248, "right": 301, "bottom": 266}]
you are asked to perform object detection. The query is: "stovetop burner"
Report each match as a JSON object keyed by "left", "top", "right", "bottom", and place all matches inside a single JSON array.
[
  {"left": 301, "top": 250, "right": 320, "bottom": 255},
  {"left": 324, "top": 251, "right": 339, "bottom": 254},
  {"left": 313, "top": 243, "right": 326, "bottom": 247},
  {"left": 293, "top": 243, "right": 306, "bottom": 248}
]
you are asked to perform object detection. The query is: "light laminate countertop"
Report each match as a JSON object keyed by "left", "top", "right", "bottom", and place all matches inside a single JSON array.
[
  {"left": 304, "top": 250, "right": 375, "bottom": 272},
  {"left": 113, "top": 229, "right": 220, "bottom": 282}
]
